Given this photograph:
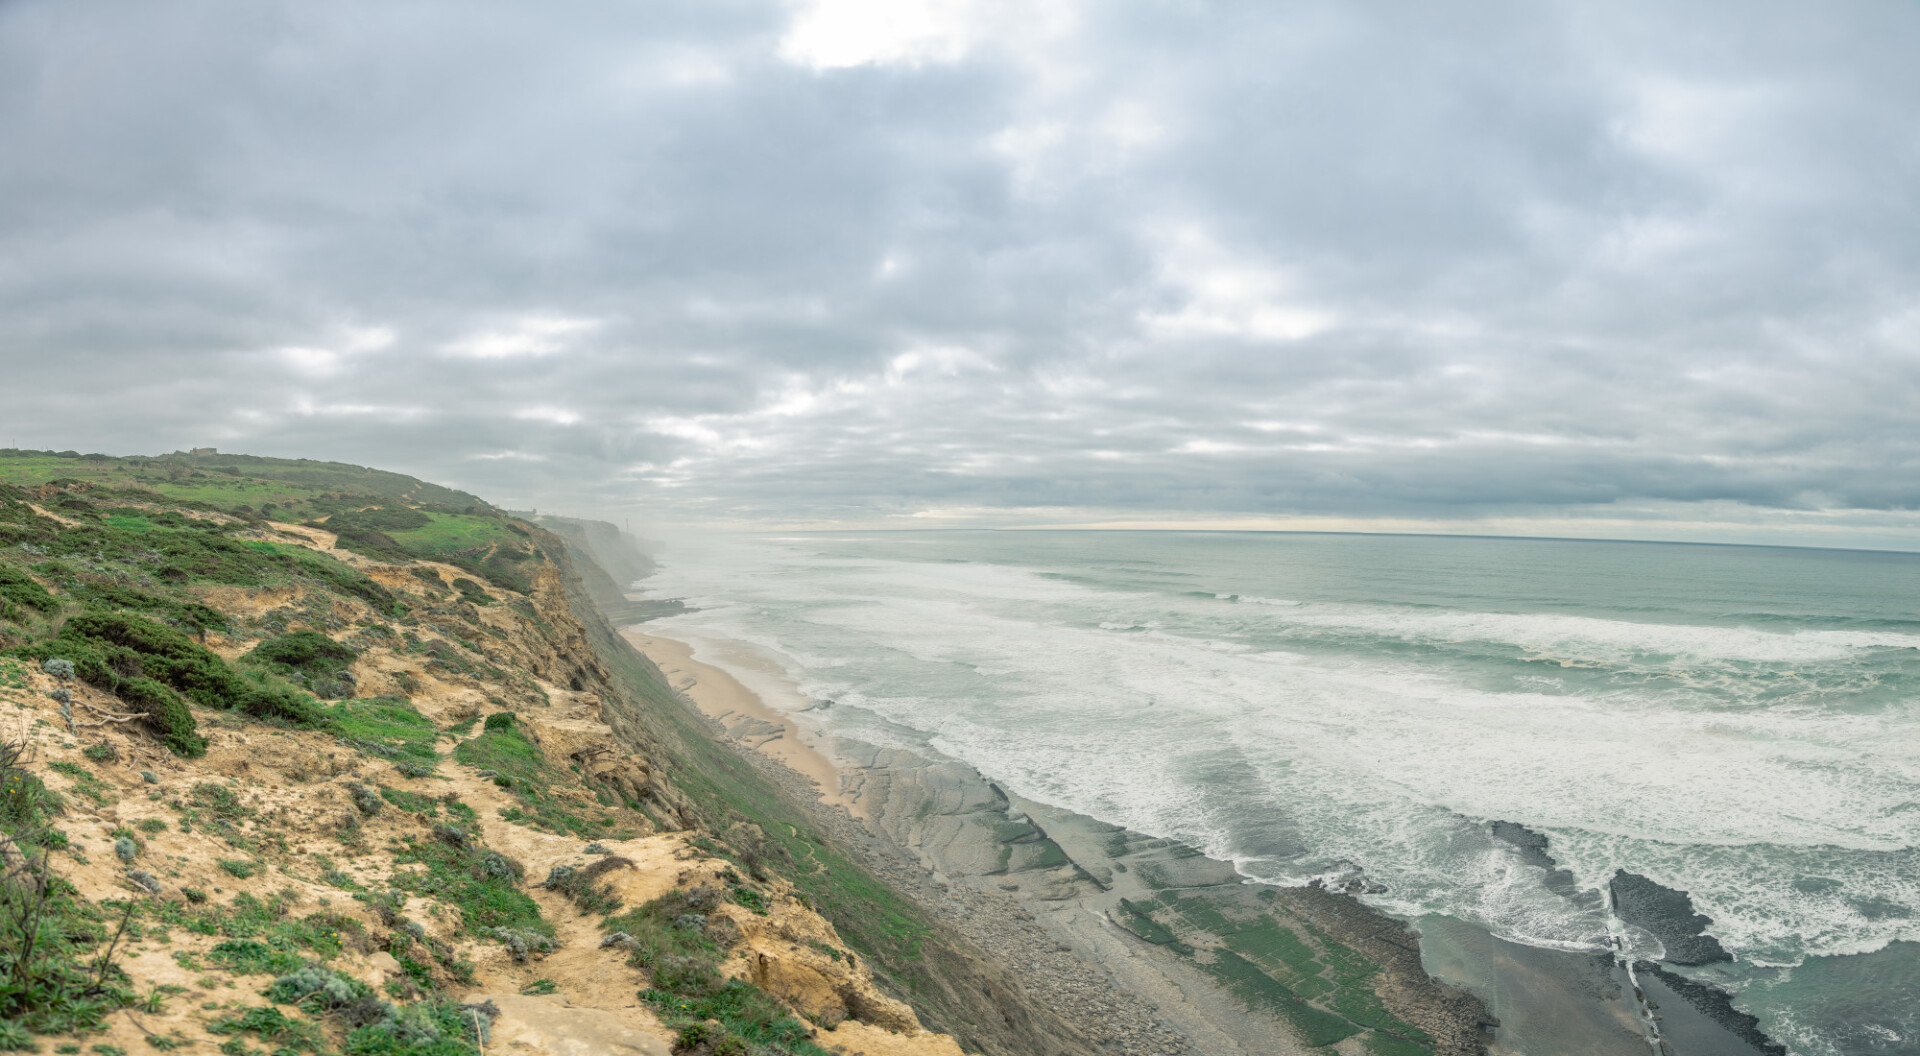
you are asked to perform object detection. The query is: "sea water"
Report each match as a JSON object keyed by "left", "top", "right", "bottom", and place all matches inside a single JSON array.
[{"left": 641, "top": 530, "right": 1920, "bottom": 1054}]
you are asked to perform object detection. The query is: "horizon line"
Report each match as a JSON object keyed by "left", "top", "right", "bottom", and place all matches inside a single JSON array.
[{"left": 739, "top": 524, "right": 1920, "bottom": 558}]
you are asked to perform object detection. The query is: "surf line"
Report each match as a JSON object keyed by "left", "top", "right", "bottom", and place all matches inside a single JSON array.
[{"left": 1605, "top": 900, "right": 1669, "bottom": 1053}]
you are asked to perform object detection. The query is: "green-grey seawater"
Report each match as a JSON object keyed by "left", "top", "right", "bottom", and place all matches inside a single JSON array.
[{"left": 648, "top": 531, "right": 1920, "bottom": 1055}]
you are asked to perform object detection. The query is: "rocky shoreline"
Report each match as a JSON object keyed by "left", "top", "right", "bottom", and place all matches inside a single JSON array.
[
  {"left": 665, "top": 682, "right": 1502, "bottom": 1056},
  {"left": 704, "top": 722, "right": 1201, "bottom": 1055},
  {"left": 605, "top": 587, "right": 1792, "bottom": 1056},
  {"left": 652, "top": 659, "right": 1800, "bottom": 1056}
]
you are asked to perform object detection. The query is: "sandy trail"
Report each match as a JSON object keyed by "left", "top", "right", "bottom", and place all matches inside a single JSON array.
[{"left": 622, "top": 629, "right": 863, "bottom": 817}]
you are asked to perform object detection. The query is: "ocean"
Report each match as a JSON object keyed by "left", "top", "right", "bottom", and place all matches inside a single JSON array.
[{"left": 641, "top": 530, "right": 1920, "bottom": 1055}]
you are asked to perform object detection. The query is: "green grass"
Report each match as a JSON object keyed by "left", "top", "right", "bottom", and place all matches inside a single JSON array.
[
  {"left": 452, "top": 723, "right": 546, "bottom": 785},
  {"left": 209, "top": 1005, "right": 327, "bottom": 1053},
  {"left": 326, "top": 697, "right": 440, "bottom": 769},
  {"left": 386, "top": 513, "right": 524, "bottom": 557},
  {"left": 452, "top": 723, "right": 629, "bottom": 840},
  {"left": 48, "top": 760, "right": 110, "bottom": 805},
  {"left": 206, "top": 937, "right": 301, "bottom": 975},
  {"left": 380, "top": 788, "right": 440, "bottom": 816},
  {"left": 141, "top": 893, "right": 354, "bottom": 962},
  {"left": 390, "top": 831, "right": 550, "bottom": 942},
  {"left": 0, "top": 450, "right": 486, "bottom": 525},
  {"left": 217, "top": 859, "right": 258, "bottom": 879}
]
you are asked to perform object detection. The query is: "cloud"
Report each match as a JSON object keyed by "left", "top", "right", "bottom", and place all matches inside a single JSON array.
[
  {"left": 444, "top": 317, "right": 601, "bottom": 360},
  {"left": 2, "top": 0, "right": 1919, "bottom": 544}
]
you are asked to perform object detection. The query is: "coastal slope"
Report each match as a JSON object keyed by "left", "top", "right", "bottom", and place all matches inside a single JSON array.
[{"left": 0, "top": 451, "right": 984, "bottom": 1056}]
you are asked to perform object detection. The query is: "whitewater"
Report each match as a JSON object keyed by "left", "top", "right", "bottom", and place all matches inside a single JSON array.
[{"left": 641, "top": 530, "right": 1920, "bottom": 1054}]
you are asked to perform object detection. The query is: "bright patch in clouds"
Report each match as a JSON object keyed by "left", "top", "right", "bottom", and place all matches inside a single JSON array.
[
  {"left": 513, "top": 406, "right": 583, "bottom": 426},
  {"left": 444, "top": 316, "right": 600, "bottom": 359},
  {"left": 275, "top": 326, "right": 395, "bottom": 377},
  {"left": 1140, "top": 226, "right": 1335, "bottom": 342},
  {"left": 779, "top": 0, "right": 1055, "bottom": 69}
]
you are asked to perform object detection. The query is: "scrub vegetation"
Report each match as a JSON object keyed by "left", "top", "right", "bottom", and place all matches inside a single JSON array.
[{"left": 0, "top": 449, "right": 963, "bottom": 1056}]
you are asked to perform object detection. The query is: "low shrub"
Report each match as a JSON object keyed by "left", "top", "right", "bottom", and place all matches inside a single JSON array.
[
  {"left": 0, "top": 565, "right": 58, "bottom": 615},
  {"left": 268, "top": 964, "right": 365, "bottom": 1010},
  {"left": 209, "top": 1004, "right": 327, "bottom": 1053},
  {"left": 15, "top": 611, "right": 322, "bottom": 738},
  {"left": 243, "top": 631, "right": 359, "bottom": 695},
  {"left": 342, "top": 998, "right": 493, "bottom": 1056},
  {"left": 539, "top": 857, "right": 629, "bottom": 916},
  {"left": 115, "top": 678, "right": 206, "bottom": 757}
]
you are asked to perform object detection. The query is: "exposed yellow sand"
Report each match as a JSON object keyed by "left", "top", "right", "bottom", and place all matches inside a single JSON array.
[{"left": 623, "top": 629, "right": 863, "bottom": 816}]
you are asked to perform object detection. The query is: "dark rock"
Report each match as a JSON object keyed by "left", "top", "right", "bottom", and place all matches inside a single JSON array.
[
  {"left": 1609, "top": 871, "right": 1731, "bottom": 965},
  {"left": 1635, "top": 962, "right": 1786, "bottom": 1055},
  {"left": 1489, "top": 821, "right": 1601, "bottom": 908}
]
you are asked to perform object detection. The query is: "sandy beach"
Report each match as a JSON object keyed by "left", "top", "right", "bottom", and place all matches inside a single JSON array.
[
  {"left": 618, "top": 625, "right": 1479, "bottom": 1055},
  {"left": 621, "top": 628, "right": 864, "bottom": 816}
]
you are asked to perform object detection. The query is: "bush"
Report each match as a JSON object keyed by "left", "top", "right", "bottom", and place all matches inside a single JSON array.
[
  {"left": 343, "top": 997, "right": 494, "bottom": 1056},
  {"left": 2, "top": 735, "right": 135, "bottom": 1040},
  {"left": 0, "top": 566, "right": 58, "bottom": 616},
  {"left": 539, "top": 857, "right": 629, "bottom": 916},
  {"left": 482, "top": 926, "right": 555, "bottom": 963},
  {"left": 268, "top": 965, "right": 364, "bottom": 1009},
  {"left": 217, "top": 859, "right": 257, "bottom": 879},
  {"left": 243, "top": 631, "right": 357, "bottom": 683},
  {"left": 20, "top": 612, "right": 322, "bottom": 731},
  {"left": 482, "top": 713, "right": 514, "bottom": 731},
  {"left": 115, "top": 678, "right": 206, "bottom": 758}
]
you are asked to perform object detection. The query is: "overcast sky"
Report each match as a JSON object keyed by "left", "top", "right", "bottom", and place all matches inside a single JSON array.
[{"left": 3, "top": 1, "right": 1919, "bottom": 544}]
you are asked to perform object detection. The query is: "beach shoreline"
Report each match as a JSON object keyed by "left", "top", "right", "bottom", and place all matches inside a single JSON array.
[
  {"left": 622, "top": 624, "right": 1496, "bottom": 1055},
  {"left": 619, "top": 619, "right": 1796, "bottom": 1056},
  {"left": 621, "top": 628, "right": 864, "bottom": 816}
]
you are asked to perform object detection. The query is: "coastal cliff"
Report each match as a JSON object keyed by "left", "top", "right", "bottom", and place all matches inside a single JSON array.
[
  {"left": 0, "top": 451, "right": 995, "bottom": 1056},
  {"left": 0, "top": 449, "right": 1783, "bottom": 1056}
]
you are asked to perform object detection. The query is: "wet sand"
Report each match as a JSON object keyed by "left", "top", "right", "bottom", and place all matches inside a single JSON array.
[{"left": 622, "top": 628, "right": 863, "bottom": 816}]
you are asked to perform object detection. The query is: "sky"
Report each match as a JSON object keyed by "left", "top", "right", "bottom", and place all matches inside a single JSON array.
[{"left": 3, "top": 0, "right": 1919, "bottom": 546}]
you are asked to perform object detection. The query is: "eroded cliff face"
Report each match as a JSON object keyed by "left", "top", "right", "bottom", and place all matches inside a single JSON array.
[
  {"left": 2, "top": 499, "right": 964, "bottom": 1056},
  {"left": 546, "top": 534, "right": 1118, "bottom": 1056}
]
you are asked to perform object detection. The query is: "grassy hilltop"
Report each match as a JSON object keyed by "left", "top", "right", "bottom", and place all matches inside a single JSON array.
[{"left": 0, "top": 449, "right": 1061, "bottom": 1056}]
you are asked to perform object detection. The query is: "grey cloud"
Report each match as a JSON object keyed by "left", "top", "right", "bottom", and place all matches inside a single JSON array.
[{"left": 2, "top": 0, "right": 1919, "bottom": 538}]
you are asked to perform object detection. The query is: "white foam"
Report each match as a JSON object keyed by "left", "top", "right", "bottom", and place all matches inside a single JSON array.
[{"left": 644, "top": 535, "right": 1920, "bottom": 968}]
